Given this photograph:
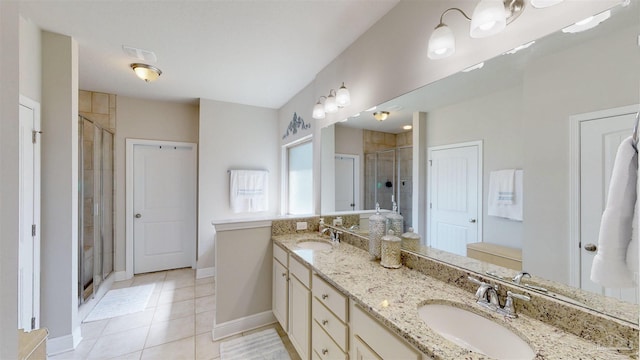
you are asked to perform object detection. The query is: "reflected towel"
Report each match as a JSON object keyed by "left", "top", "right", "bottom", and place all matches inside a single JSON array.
[
  {"left": 488, "top": 169, "right": 523, "bottom": 221},
  {"left": 590, "top": 136, "right": 637, "bottom": 288},
  {"left": 229, "top": 170, "right": 269, "bottom": 213}
]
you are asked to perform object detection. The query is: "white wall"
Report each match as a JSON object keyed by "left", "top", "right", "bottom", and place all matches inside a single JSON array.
[
  {"left": 0, "top": 2, "right": 20, "bottom": 357},
  {"left": 19, "top": 16, "right": 41, "bottom": 102},
  {"left": 114, "top": 96, "right": 199, "bottom": 274},
  {"left": 199, "top": 99, "right": 279, "bottom": 269},
  {"left": 335, "top": 125, "right": 365, "bottom": 211},
  {"left": 40, "top": 30, "right": 79, "bottom": 351}
]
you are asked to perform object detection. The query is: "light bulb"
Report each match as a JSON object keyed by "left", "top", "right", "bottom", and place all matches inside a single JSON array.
[
  {"left": 470, "top": 0, "right": 507, "bottom": 38},
  {"left": 312, "top": 102, "right": 326, "bottom": 119},
  {"left": 336, "top": 83, "right": 351, "bottom": 107},
  {"left": 427, "top": 24, "right": 455, "bottom": 60},
  {"left": 324, "top": 93, "right": 338, "bottom": 114}
]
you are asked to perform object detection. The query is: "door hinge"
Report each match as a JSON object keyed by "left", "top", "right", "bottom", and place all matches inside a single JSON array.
[
  {"left": 32, "top": 224, "right": 36, "bottom": 237},
  {"left": 429, "top": 203, "right": 432, "bottom": 209},
  {"left": 32, "top": 130, "right": 42, "bottom": 144},
  {"left": 429, "top": 160, "right": 432, "bottom": 166},
  {"left": 31, "top": 316, "right": 36, "bottom": 330}
]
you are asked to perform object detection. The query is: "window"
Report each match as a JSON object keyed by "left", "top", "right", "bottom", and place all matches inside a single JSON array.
[{"left": 286, "top": 139, "right": 313, "bottom": 214}]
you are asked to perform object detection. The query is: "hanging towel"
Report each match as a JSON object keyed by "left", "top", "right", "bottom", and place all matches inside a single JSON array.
[
  {"left": 488, "top": 169, "right": 523, "bottom": 221},
  {"left": 591, "top": 136, "right": 638, "bottom": 288},
  {"left": 229, "top": 170, "right": 269, "bottom": 213}
]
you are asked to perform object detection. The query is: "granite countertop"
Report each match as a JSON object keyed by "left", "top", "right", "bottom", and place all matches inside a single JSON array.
[{"left": 273, "top": 233, "right": 632, "bottom": 360}]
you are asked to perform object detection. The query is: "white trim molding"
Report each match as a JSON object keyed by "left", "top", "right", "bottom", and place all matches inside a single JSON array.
[
  {"left": 196, "top": 267, "right": 216, "bottom": 279},
  {"left": 212, "top": 310, "right": 276, "bottom": 341},
  {"left": 47, "top": 325, "right": 81, "bottom": 356},
  {"left": 568, "top": 104, "right": 639, "bottom": 288}
]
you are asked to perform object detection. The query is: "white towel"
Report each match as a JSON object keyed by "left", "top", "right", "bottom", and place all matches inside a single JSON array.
[
  {"left": 488, "top": 169, "right": 523, "bottom": 221},
  {"left": 229, "top": 170, "right": 269, "bottom": 213},
  {"left": 591, "top": 136, "right": 638, "bottom": 288}
]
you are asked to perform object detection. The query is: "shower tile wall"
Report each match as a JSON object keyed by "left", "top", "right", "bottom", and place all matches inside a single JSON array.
[{"left": 79, "top": 90, "right": 116, "bottom": 132}]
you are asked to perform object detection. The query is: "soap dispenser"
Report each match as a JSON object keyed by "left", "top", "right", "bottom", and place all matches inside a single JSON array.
[
  {"left": 368, "top": 203, "right": 386, "bottom": 261},
  {"left": 385, "top": 195, "right": 404, "bottom": 236}
]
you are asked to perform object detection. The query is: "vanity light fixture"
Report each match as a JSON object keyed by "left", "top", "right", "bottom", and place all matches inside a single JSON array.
[
  {"left": 562, "top": 10, "right": 611, "bottom": 33},
  {"left": 312, "top": 82, "right": 351, "bottom": 120},
  {"left": 130, "top": 63, "right": 162, "bottom": 82},
  {"left": 336, "top": 82, "right": 351, "bottom": 107},
  {"left": 427, "top": 0, "right": 525, "bottom": 60},
  {"left": 373, "top": 111, "right": 390, "bottom": 122},
  {"left": 312, "top": 97, "right": 327, "bottom": 119},
  {"left": 324, "top": 90, "right": 338, "bottom": 114}
]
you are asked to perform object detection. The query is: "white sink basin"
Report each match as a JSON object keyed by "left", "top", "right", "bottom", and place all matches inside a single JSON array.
[
  {"left": 296, "top": 239, "right": 332, "bottom": 251},
  {"left": 418, "top": 303, "right": 535, "bottom": 359}
]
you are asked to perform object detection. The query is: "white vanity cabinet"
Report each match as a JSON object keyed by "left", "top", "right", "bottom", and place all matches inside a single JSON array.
[
  {"left": 272, "top": 244, "right": 289, "bottom": 331},
  {"left": 350, "top": 302, "right": 421, "bottom": 360},
  {"left": 312, "top": 274, "right": 349, "bottom": 359},
  {"left": 289, "top": 255, "right": 312, "bottom": 360}
]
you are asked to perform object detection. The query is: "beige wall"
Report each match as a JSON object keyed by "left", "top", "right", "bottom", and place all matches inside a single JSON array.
[
  {"left": 335, "top": 125, "right": 365, "bottom": 212},
  {"left": 114, "top": 96, "right": 199, "bottom": 273},
  {"left": 19, "top": 16, "right": 41, "bottom": 102}
]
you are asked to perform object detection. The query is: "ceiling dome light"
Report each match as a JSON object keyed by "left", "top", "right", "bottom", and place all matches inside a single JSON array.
[
  {"left": 373, "top": 111, "right": 390, "bottom": 122},
  {"left": 470, "top": 0, "right": 507, "bottom": 38},
  {"left": 562, "top": 10, "right": 610, "bottom": 33},
  {"left": 403, "top": 125, "right": 413, "bottom": 130},
  {"left": 312, "top": 100, "right": 326, "bottom": 120},
  {"left": 324, "top": 90, "right": 338, "bottom": 114},
  {"left": 428, "top": 24, "right": 456, "bottom": 59},
  {"left": 130, "top": 63, "right": 162, "bottom": 82},
  {"left": 530, "top": 0, "right": 563, "bottom": 8},
  {"left": 336, "top": 83, "right": 351, "bottom": 107}
]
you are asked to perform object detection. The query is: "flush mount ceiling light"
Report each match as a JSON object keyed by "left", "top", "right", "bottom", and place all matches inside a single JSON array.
[
  {"left": 130, "top": 63, "right": 162, "bottom": 82},
  {"left": 562, "top": 10, "right": 611, "bottom": 34},
  {"left": 312, "top": 82, "right": 352, "bottom": 120},
  {"left": 428, "top": 0, "right": 528, "bottom": 60},
  {"left": 373, "top": 111, "right": 390, "bottom": 121},
  {"left": 403, "top": 125, "right": 413, "bottom": 130}
]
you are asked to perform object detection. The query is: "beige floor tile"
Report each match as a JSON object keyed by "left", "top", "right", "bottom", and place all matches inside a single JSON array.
[
  {"left": 49, "top": 338, "right": 97, "bottom": 360},
  {"left": 158, "top": 285, "right": 195, "bottom": 305},
  {"left": 196, "top": 310, "right": 214, "bottom": 335},
  {"left": 195, "top": 283, "right": 215, "bottom": 298},
  {"left": 195, "top": 276, "right": 215, "bottom": 286},
  {"left": 141, "top": 337, "right": 195, "bottom": 360},
  {"left": 195, "top": 295, "right": 215, "bottom": 314},
  {"left": 165, "top": 268, "right": 195, "bottom": 280},
  {"left": 102, "top": 308, "right": 155, "bottom": 336},
  {"left": 107, "top": 350, "right": 141, "bottom": 360},
  {"left": 153, "top": 299, "right": 195, "bottom": 322},
  {"left": 87, "top": 326, "right": 149, "bottom": 359},
  {"left": 131, "top": 271, "right": 167, "bottom": 286},
  {"left": 110, "top": 278, "right": 134, "bottom": 290},
  {"left": 162, "top": 276, "right": 196, "bottom": 291},
  {"left": 195, "top": 333, "right": 219, "bottom": 360},
  {"left": 145, "top": 315, "right": 195, "bottom": 348},
  {"left": 81, "top": 319, "right": 109, "bottom": 340}
]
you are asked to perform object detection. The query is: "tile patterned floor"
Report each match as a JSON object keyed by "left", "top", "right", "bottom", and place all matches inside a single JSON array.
[{"left": 50, "top": 268, "right": 300, "bottom": 360}]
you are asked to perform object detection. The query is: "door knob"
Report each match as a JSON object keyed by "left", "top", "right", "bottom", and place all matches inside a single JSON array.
[
  {"left": 584, "top": 243, "right": 597, "bottom": 252},
  {"left": 469, "top": 218, "right": 477, "bottom": 223},
  {"left": 135, "top": 213, "right": 142, "bottom": 219}
]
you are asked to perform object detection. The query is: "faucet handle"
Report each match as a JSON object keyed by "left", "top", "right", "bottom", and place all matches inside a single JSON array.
[
  {"left": 512, "top": 271, "right": 531, "bottom": 284},
  {"left": 498, "top": 291, "right": 531, "bottom": 318},
  {"left": 507, "top": 291, "right": 530, "bottom": 302}
]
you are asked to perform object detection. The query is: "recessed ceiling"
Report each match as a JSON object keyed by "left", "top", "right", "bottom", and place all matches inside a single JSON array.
[{"left": 18, "top": 0, "right": 399, "bottom": 108}]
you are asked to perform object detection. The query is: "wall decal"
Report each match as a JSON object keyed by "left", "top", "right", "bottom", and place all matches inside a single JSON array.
[{"left": 282, "top": 112, "right": 311, "bottom": 140}]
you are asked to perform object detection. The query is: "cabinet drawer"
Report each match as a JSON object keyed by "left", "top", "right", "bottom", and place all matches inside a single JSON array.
[
  {"left": 313, "top": 274, "right": 348, "bottom": 322},
  {"left": 273, "top": 243, "right": 288, "bottom": 267},
  {"left": 313, "top": 297, "right": 348, "bottom": 352},
  {"left": 312, "top": 320, "right": 348, "bottom": 360},
  {"left": 290, "top": 255, "right": 311, "bottom": 288}
]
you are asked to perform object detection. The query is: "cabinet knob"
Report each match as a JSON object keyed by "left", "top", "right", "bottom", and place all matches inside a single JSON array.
[
  {"left": 322, "top": 349, "right": 328, "bottom": 355},
  {"left": 281, "top": 272, "right": 287, "bottom": 277},
  {"left": 322, "top": 294, "right": 329, "bottom": 300},
  {"left": 322, "top": 319, "right": 328, "bottom": 326}
]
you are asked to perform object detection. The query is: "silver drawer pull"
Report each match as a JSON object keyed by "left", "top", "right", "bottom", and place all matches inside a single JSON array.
[
  {"left": 322, "top": 349, "right": 328, "bottom": 355},
  {"left": 322, "top": 319, "right": 328, "bottom": 326},
  {"left": 322, "top": 294, "right": 329, "bottom": 300}
]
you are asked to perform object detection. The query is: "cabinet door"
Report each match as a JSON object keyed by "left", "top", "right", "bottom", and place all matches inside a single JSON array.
[
  {"left": 353, "top": 335, "right": 382, "bottom": 360},
  {"left": 273, "top": 258, "right": 288, "bottom": 332},
  {"left": 289, "top": 276, "right": 311, "bottom": 360}
]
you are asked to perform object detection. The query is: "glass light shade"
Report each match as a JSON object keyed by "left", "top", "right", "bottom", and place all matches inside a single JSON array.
[
  {"left": 312, "top": 102, "right": 326, "bottom": 119},
  {"left": 324, "top": 94, "right": 338, "bottom": 114},
  {"left": 470, "top": 0, "right": 507, "bottom": 38},
  {"left": 336, "top": 83, "right": 351, "bottom": 107},
  {"left": 131, "top": 63, "right": 162, "bottom": 82},
  {"left": 427, "top": 25, "right": 455, "bottom": 60},
  {"left": 562, "top": 10, "right": 610, "bottom": 33},
  {"left": 530, "top": 0, "right": 563, "bottom": 8},
  {"left": 373, "top": 111, "right": 389, "bottom": 121}
]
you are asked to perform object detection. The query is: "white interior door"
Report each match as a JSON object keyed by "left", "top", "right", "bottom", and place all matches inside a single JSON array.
[
  {"left": 335, "top": 154, "right": 358, "bottom": 211},
  {"left": 580, "top": 112, "right": 637, "bottom": 302},
  {"left": 428, "top": 143, "right": 481, "bottom": 256},
  {"left": 132, "top": 141, "right": 196, "bottom": 274},
  {"left": 18, "top": 96, "right": 41, "bottom": 331}
]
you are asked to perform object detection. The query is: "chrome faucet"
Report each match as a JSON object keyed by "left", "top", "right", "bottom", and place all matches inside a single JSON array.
[
  {"left": 321, "top": 227, "right": 342, "bottom": 243},
  {"left": 321, "top": 227, "right": 332, "bottom": 236},
  {"left": 468, "top": 277, "right": 500, "bottom": 310},
  {"left": 512, "top": 271, "right": 531, "bottom": 284},
  {"left": 497, "top": 291, "right": 531, "bottom": 318}
]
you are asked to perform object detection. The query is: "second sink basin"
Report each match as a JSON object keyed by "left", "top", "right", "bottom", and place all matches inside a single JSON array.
[
  {"left": 418, "top": 303, "right": 535, "bottom": 359},
  {"left": 296, "top": 239, "right": 333, "bottom": 251}
]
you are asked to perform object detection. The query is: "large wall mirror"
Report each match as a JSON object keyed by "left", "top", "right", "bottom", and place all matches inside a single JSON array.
[{"left": 320, "top": 2, "right": 639, "bottom": 325}]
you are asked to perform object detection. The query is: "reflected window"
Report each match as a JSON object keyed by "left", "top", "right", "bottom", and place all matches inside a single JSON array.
[{"left": 286, "top": 138, "right": 313, "bottom": 214}]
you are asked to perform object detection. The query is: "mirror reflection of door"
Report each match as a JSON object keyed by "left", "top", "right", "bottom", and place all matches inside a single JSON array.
[
  {"left": 335, "top": 154, "right": 359, "bottom": 211},
  {"left": 579, "top": 110, "right": 638, "bottom": 303},
  {"left": 428, "top": 142, "right": 482, "bottom": 256}
]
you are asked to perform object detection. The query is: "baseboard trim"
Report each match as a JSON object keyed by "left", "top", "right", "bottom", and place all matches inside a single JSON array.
[
  {"left": 47, "top": 325, "right": 81, "bottom": 356},
  {"left": 114, "top": 270, "right": 130, "bottom": 282},
  {"left": 212, "top": 310, "right": 276, "bottom": 341},
  {"left": 196, "top": 267, "right": 215, "bottom": 279}
]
